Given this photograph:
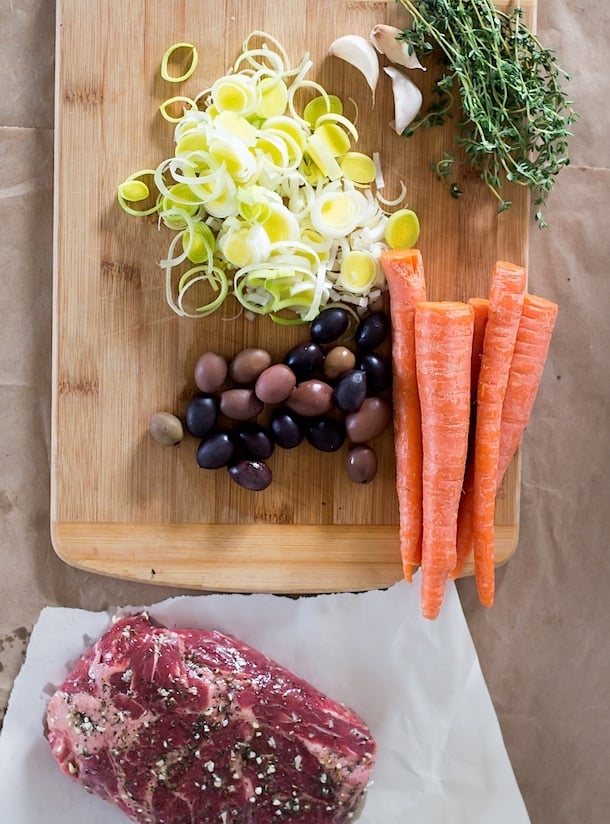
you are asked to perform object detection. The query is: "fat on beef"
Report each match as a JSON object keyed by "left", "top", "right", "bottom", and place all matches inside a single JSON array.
[{"left": 45, "top": 612, "right": 376, "bottom": 824}]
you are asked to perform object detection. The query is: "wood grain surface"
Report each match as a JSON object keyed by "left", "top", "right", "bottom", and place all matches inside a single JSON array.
[{"left": 52, "top": 0, "right": 534, "bottom": 592}]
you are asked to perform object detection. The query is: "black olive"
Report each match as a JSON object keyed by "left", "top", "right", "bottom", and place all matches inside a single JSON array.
[
  {"left": 358, "top": 353, "right": 392, "bottom": 394},
  {"left": 305, "top": 416, "right": 345, "bottom": 452},
  {"left": 196, "top": 432, "right": 234, "bottom": 469},
  {"left": 270, "top": 408, "right": 304, "bottom": 450},
  {"left": 228, "top": 460, "right": 272, "bottom": 491},
  {"left": 283, "top": 341, "right": 325, "bottom": 381},
  {"left": 333, "top": 369, "right": 367, "bottom": 413},
  {"left": 185, "top": 393, "right": 219, "bottom": 437},
  {"left": 310, "top": 307, "right": 351, "bottom": 344},
  {"left": 232, "top": 422, "right": 275, "bottom": 460},
  {"left": 355, "top": 311, "right": 390, "bottom": 352}
]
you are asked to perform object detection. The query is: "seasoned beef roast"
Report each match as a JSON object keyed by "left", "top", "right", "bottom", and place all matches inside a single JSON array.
[{"left": 46, "top": 613, "right": 376, "bottom": 823}]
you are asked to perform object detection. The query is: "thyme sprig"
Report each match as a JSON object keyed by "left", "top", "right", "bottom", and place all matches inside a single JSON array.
[
  {"left": 397, "top": 0, "right": 578, "bottom": 226},
  {"left": 431, "top": 152, "right": 463, "bottom": 199}
]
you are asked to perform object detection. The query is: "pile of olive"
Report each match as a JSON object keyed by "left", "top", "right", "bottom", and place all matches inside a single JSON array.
[{"left": 149, "top": 308, "right": 392, "bottom": 492}]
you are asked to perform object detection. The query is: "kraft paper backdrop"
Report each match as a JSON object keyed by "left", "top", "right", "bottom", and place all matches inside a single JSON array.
[{"left": 0, "top": 2, "right": 608, "bottom": 822}]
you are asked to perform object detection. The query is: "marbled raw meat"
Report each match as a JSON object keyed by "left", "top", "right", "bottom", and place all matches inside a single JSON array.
[{"left": 46, "top": 613, "right": 376, "bottom": 823}]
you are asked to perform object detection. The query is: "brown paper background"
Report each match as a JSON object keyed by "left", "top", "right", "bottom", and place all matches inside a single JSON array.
[{"left": 0, "top": 2, "right": 608, "bottom": 822}]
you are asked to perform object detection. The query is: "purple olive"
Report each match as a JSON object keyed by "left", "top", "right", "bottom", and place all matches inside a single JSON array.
[
  {"left": 286, "top": 380, "right": 334, "bottom": 416},
  {"left": 284, "top": 341, "right": 325, "bottom": 381},
  {"left": 355, "top": 311, "right": 390, "bottom": 352},
  {"left": 270, "top": 408, "right": 304, "bottom": 449},
  {"left": 358, "top": 353, "right": 392, "bottom": 394},
  {"left": 185, "top": 394, "right": 218, "bottom": 437},
  {"left": 220, "top": 388, "right": 264, "bottom": 421},
  {"left": 310, "top": 307, "right": 350, "bottom": 344},
  {"left": 228, "top": 460, "right": 272, "bottom": 491},
  {"left": 196, "top": 432, "right": 234, "bottom": 469},
  {"left": 333, "top": 369, "right": 367, "bottom": 413},
  {"left": 305, "top": 416, "right": 345, "bottom": 452},
  {"left": 194, "top": 352, "right": 228, "bottom": 393},
  {"left": 346, "top": 445, "right": 378, "bottom": 484},
  {"left": 345, "top": 397, "right": 391, "bottom": 443},
  {"left": 232, "top": 422, "right": 275, "bottom": 460}
]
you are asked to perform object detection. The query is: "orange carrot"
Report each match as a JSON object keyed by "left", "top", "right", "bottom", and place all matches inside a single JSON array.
[
  {"left": 415, "top": 301, "right": 474, "bottom": 620},
  {"left": 451, "top": 292, "right": 558, "bottom": 580},
  {"left": 497, "top": 293, "right": 558, "bottom": 480},
  {"left": 469, "top": 298, "right": 490, "bottom": 404},
  {"left": 472, "top": 261, "right": 527, "bottom": 606},
  {"left": 452, "top": 458, "right": 476, "bottom": 580},
  {"left": 451, "top": 298, "right": 489, "bottom": 580},
  {"left": 380, "top": 248, "right": 426, "bottom": 582}
]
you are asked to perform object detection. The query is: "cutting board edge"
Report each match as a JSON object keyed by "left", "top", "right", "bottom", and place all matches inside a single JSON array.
[{"left": 50, "top": 520, "right": 520, "bottom": 593}]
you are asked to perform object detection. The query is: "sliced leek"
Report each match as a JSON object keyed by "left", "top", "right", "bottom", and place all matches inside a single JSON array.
[
  {"left": 117, "top": 170, "right": 159, "bottom": 216},
  {"left": 160, "top": 43, "right": 199, "bottom": 83},
  {"left": 119, "top": 32, "right": 419, "bottom": 322},
  {"left": 158, "top": 96, "right": 198, "bottom": 123},
  {"left": 384, "top": 208, "right": 420, "bottom": 249}
]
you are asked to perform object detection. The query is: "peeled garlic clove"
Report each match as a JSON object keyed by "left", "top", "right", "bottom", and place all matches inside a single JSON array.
[
  {"left": 329, "top": 35, "right": 380, "bottom": 102},
  {"left": 370, "top": 24, "right": 426, "bottom": 71},
  {"left": 384, "top": 66, "right": 423, "bottom": 135}
]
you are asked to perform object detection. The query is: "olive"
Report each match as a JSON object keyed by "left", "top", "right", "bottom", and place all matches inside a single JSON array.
[
  {"left": 194, "top": 352, "right": 228, "bottom": 393},
  {"left": 149, "top": 411, "right": 184, "bottom": 446},
  {"left": 355, "top": 311, "right": 390, "bottom": 352},
  {"left": 323, "top": 345, "right": 356, "bottom": 381},
  {"left": 283, "top": 341, "right": 324, "bottom": 381},
  {"left": 333, "top": 369, "right": 367, "bottom": 413},
  {"left": 255, "top": 363, "right": 296, "bottom": 404},
  {"left": 286, "top": 380, "right": 334, "bottom": 417},
  {"left": 196, "top": 432, "right": 234, "bottom": 469},
  {"left": 232, "top": 422, "right": 275, "bottom": 460},
  {"left": 346, "top": 445, "right": 378, "bottom": 484},
  {"left": 185, "top": 394, "right": 218, "bottom": 437},
  {"left": 310, "top": 307, "right": 350, "bottom": 344},
  {"left": 305, "top": 416, "right": 346, "bottom": 452},
  {"left": 270, "top": 408, "right": 304, "bottom": 449},
  {"left": 228, "top": 459, "right": 272, "bottom": 491},
  {"left": 220, "top": 388, "right": 264, "bottom": 421},
  {"left": 345, "top": 397, "right": 392, "bottom": 443},
  {"left": 229, "top": 347, "right": 272, "bottom": 385},
  {"left": 358, "top": 352, "right": 392, "bottom": 393}
]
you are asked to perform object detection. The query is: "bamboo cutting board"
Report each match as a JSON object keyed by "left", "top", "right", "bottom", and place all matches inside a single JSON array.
[{"left": 52, "top": 0, "right": 535, "bottom": 592}]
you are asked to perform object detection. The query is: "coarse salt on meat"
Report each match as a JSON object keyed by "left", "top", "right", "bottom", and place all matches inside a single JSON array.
[{"left": 45, "top": 612, "right": 376, "bottom": 823}]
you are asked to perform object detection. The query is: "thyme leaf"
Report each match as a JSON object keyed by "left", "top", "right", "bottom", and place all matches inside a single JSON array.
[{"left": 397, "top": 0, "right": 578, "bottom": 226}]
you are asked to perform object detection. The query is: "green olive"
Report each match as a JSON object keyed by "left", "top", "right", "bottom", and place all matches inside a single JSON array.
[{"left": 148, "top": 411, "right": 184, "bottom": 446}]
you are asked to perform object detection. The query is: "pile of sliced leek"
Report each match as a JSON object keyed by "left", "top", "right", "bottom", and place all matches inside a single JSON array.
[{"left": 118, "top": 32, "right": 420, "bottom": 322}]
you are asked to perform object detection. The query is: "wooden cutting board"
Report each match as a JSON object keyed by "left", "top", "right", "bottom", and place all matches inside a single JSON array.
[{"left": 52, "top": 0, "right": 535, "bottom": 593}]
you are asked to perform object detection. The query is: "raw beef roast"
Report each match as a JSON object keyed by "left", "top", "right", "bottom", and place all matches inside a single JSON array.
[{"left": 46, "top": 613, "right": 376, "bottom": 823}]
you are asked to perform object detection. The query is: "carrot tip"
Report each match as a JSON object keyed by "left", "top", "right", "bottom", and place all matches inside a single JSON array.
[{"left": 403, "top": 563, "right": 416, "bottom": 583}]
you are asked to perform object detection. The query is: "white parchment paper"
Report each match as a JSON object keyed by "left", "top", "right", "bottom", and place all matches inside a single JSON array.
[{"left": 0, "top": 580, "right": 529, "bottom": 823}]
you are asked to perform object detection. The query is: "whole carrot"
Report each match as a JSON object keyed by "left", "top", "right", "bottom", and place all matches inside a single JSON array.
[
  {"left": 451, "top": 292, "right": 558, "bottom": 580},
  {"left": 380, "top": 248, "right": 427, "bottom": 583},
  {"left": 497, "top": 293, "right": 558, "bottom": 480},
  {"left": 468, "top": 298, "right": 490, "bottom": 406},
  {"left": 451, "top": 298, "right": 489, "bottom": 579},
  {"left": 472, "top": 262, "right": 527, "bottom": 606},
  {"left": 415, "top": 301, "right": 474, "bottom": 619}
]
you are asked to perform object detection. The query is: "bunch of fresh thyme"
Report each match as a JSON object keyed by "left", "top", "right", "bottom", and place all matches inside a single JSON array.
[{"left": 396, "top": 0, "right": 578, "bottom": 226}]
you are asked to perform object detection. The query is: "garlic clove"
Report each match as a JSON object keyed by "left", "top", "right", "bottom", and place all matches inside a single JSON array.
[
  {"left": 384, "top": 66, "right": 423, "bottom": 136},
  {"left": 328, "top": 35, "right": 380, "bottom": 102},
  {"left": 370, "top": 24, "right": 426, "bottom": 71}
]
